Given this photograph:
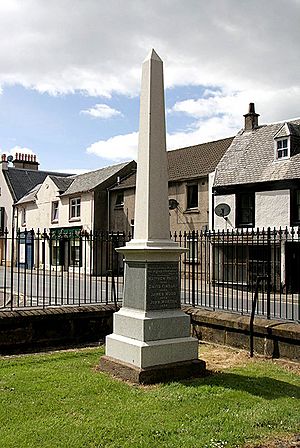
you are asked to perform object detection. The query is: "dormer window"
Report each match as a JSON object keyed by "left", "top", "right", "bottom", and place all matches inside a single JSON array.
[
  {"left": 274, "top": 123, "right": 292, "bottom": 161},
  {"left": 276, "top": 138, "right": 289, "bottom": 159}
]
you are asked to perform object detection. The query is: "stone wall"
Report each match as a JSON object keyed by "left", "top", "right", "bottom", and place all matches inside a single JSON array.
[
  {"left": 0, "top": 305, "right": 299, "bottom": 361},
  {"left": 183, "top": 306, "right": 300, "bottom": 361},
  {"left": 0, "top": 305, "right": 115, "bottom": 354}
]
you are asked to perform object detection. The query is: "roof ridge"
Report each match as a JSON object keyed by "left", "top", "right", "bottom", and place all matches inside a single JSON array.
[
  {"left": 167, "top": 136, "right": 234, "bottom": 154},
  {"left": 73, "top": 161, "right": 129, "bottom": 180}
]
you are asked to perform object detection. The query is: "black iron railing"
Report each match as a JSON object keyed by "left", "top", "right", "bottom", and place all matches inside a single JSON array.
[{"left": 0, "top": 227, "right": 299, "bottom": 322}]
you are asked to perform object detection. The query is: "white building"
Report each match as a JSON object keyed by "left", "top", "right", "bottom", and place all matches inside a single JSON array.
[
  {"left": 211, "top": 104, "right": 300, "bottom": 292},
  {"left": 0, "top": 152, "right": 72, "bottom": 265},
  {"left": 15, "top": 161, "right": 136, "bottom": 274}
]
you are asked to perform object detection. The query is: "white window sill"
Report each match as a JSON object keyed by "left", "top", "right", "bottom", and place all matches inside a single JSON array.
[{"left": 184, "top": 209, "right": 199, "bottom": 214}]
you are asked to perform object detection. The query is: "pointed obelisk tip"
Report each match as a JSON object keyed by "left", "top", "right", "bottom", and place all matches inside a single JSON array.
[{"left": 143, "top": 48, "right": 162, "bottom": 63}]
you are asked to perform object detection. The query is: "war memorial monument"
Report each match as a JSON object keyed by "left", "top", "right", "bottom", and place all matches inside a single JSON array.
[{"left": 99, "top": 50, "right": 206, "bottom": 383}]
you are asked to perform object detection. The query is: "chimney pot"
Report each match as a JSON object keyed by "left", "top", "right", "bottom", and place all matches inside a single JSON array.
[
  {"left": 244, "top": 102, "right": 260, "bottom": 131},
  {"left": 33, "top": 155, "right": 36, "bottom": 162},
  {"left": 2, "top": 154, "right": 6, "bottom": 161},
  {"left": 248, "top": 102, "right": 255, "bottom": 114}
]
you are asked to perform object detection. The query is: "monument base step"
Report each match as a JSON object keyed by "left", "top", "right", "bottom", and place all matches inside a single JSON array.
[{"left": 98, "top": 355, "right": 206, "bottom": 385}]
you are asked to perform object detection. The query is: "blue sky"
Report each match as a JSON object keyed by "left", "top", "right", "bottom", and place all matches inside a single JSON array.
[{"left": 0, "top": 0, "right": 300, "bottom": 173}]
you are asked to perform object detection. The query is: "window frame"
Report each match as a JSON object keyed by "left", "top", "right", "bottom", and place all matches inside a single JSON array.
[
  {"left": 275, "top": 137, "right": 290, "bottom": 160},
  {"left": 115, "top": 191, "right": 124, "bottom": 207},
  {"left": 236, "top": 192, "right": 255, "bottom": 228},
  {"left": 186, "top": 234, "right": 198, "bottom": 263},
  {"left": 51, "top": 201, "right": 59, "bottom": 222},
  {"left": 69, "top": 197, "right": 81, "bottom": 220},
  {"left": 21, "top": 207, "right": 26, "bottom": 227},
  {"left": 69, "top": 237, "right": 82, "bottom": 267},
  {"left": 186, "top": 183, "right": 198, "bottom": 210}
]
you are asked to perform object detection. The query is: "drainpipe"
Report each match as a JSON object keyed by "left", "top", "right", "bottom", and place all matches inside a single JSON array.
[
  {"left": 107, "top": 188, "right": 110, "bottom": 231},
  {"left": 211, "top": 190, "right": 215, "bottom": 231}
]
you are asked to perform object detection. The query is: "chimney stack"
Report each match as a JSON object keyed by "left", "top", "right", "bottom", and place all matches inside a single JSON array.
[
  {"left": 13, "top": 153, "right": 39, "bottom": 170},
  {"left": 0, "top": 153, "right": 8, "bottom": 170},
  {"left": 244, "top": 102, "right": 259, "bottom": 131}
]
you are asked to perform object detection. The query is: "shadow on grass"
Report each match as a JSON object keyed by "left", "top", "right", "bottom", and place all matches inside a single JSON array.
[{"left": 181, "top": 371, "right": 300, "bottom": 400}]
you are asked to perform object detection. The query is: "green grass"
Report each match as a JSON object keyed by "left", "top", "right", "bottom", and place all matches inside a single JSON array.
[{"left": 0, "top": 348, "right": 299, "bottom": 448}]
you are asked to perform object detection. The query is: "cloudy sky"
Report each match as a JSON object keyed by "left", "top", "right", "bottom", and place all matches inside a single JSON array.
[{"left": 0, "top": 0, "right": 299, "bottom": 173}]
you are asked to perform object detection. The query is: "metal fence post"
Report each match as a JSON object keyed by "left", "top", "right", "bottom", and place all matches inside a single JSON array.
[
  {"left": 191, "top": 230, "right": 196, "bottom": 307},
  {"left": 266, "top": 227, "right": 271, "bottom": 319},
  {"left": 10, "top": 225, "right": 15, "bottom": 310}
]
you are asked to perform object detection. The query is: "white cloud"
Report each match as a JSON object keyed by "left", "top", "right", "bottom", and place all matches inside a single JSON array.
[
  {"left": 1, "top": 0, "right": 300, "bottom": 162},
  {"left": 86, "top": 132, "right": 138, "bottom": 162},
  {"left": 80, "top": 104, "right": 122, "bottom": 119},
  {"left": 0, "top": 0, "right": 299, "bottom": 99},
  {"left": 169, "top": 86, "right": 300, "bottom": 127},
  {"left": 85, "top": 115, "right": 237, "bottom": 162},
  {"left": 0, "top": 145, "right": 35, "bottom": 158}
]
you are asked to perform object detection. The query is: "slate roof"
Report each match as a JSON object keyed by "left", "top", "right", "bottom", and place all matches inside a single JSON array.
[
  {"left": 111, "top": 137, "right": 233, "bottom": 190},
  {"left": 15, "top": 183, "right": 42, "bottom": 205},
  {"left": 4, "top": 168, "right": 72, "bottom": 202},
  {"left": 60, "top": 161, "right": 135, "bottom": 196},
  {"left": 214, "top": 118, "right": 300, "bottom": 188},
  {"left": 49, "top": 175, "right": 75, "bottom": 193},
  {"left": 167, "top": 136, "right": 234, "bottom": 181}
]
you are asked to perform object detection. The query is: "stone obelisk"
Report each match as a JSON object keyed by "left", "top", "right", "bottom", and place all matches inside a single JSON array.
[{"left": 99, "top": 50, "right": 205, "bottom": 384}]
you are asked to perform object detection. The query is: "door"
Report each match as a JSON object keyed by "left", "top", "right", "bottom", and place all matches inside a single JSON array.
[{"left": 286, "top": 242, "right": 300, "bottom": 293}]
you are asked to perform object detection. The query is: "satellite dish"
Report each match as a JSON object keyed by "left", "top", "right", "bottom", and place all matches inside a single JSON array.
[
  {"left": 169, "top": 198, "right": 179, "bottom": 210},
  {"left": 215, "top": 203, "right": 231, "bottom": 218},
  {"left": 7, "top": 155, "right": 13, "bottom": 163}
]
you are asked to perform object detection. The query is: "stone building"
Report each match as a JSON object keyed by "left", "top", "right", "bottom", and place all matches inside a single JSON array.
[{"left": 109, "top": 136, "right": 234, "bottom": 236}]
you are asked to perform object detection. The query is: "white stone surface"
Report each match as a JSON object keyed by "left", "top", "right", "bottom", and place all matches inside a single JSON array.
[
  {"left": 213, "top": 190, "right": 291, "bottom": 230},
  {"left": 105, "top": 50, "right": 198, "bottom": 372},
  {"left": 214, "top": 194, "right": 236, "bottom": 230},
  {"left": 126, "top": 49, "right": 177, "bottom": 249},
  {"left": 256, "top": 190, "right": 290, "bottom": 228},
  {"left": 106, "top": 333, "right": 199, "bottom": 369},
  {"left": 113, "top": 307, "right": 191, "bottom": 341}
]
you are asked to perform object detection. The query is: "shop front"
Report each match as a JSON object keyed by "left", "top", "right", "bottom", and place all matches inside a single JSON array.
[{"left": 50, "top": 227, "right": 82, "bottom": 271}]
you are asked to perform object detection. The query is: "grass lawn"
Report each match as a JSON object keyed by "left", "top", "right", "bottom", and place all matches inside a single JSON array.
[{"left": 0, "top": 345, "right": 299, "bottom": 448}]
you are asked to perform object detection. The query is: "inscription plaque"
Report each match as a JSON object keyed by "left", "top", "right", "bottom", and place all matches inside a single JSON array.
[{"left": 146, "top": 262, "right": 180, "bottom": 310}]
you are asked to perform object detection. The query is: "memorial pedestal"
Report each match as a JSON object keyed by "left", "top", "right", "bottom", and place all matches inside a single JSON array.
[{"left": 99, "top": 248, "right": 206, "bottom": 384}]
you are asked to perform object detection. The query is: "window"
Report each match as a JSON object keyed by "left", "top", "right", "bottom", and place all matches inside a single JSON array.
[
  {"left": 0, "top": 207, "right": 4, "bottom": 233},
  {"left": 51, "top": 239, "right": 61, "bottom": 266},
  {"left": 115, "top": 192, "right": 124, "bottom": 207},
  {"left": 276, "top": 138, "right": 289, "bottom": 159},
  {"left": 214, "top": 245, "right": 247, "bottom": 284},
  {"left": 69, "top": 198, "right": 81, "bottom": 219},
  {"left": 21, "top": 208, "right": 26, "bottom": 226},
  {"left": 236, "top": 192, "right": 255, "bottom": 227},
  {"left": 51, "top": 201, "right": 59, "bottom": 222},
  {"left": 69, "top": 238, "right": 81, "bottom": 267},
  {"left": 130, "top": 219, "right": 134, "bottom": 238},
  {"left": 187, "top": 184, "right": 198, "bottom": 209},
  {"left": 187, "top": 234, "right": 198, "bottom": 263},
  {"left": 291, "top": 189, "right": 300, "bottom": 225}
]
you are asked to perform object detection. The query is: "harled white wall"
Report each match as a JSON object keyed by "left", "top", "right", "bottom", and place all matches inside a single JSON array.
[{"left": 256, "top": 190, "right": 289, "bottom": 229}]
